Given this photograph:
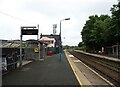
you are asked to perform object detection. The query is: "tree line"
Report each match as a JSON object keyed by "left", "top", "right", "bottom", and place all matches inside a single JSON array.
[{"left": 79, "top": 2, "right": 120, "bottom": 52}]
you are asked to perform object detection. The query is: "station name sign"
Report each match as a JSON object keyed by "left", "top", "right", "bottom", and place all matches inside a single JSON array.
[{"left": 21, "top": 29, "right": 38, "bottom": 35}]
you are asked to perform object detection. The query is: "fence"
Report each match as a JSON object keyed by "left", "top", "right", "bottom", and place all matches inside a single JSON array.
[
  {"left": 24, "top": 47, "right": 39, "bottom": 60},
  {"left": 1, "top": 48, "right": 24, "bottom": 74}
]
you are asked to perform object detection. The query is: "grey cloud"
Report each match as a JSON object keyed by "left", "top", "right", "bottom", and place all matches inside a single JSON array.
[{"left": 0, "top": 0, "right": 118, "bottom": 45}]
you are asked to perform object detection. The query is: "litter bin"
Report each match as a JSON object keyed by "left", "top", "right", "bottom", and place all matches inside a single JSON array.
[{"left": 47, "top": 51, "right": 52, "bottom": 56}]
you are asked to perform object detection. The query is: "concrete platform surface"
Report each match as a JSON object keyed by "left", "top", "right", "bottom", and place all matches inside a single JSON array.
[
  {"left": 75, "top": 50, "right": 120, "bottom": 62},
  {"left": 2, "top": 53, "right": 80, "bottom": 86},
  {"left": 65, "top": 50, "right": 114, "bottom": 86}
]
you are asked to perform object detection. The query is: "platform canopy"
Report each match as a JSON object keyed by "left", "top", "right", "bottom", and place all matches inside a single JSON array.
[{"left": 38, "top": 37, "right": 55, "bottom": 44}]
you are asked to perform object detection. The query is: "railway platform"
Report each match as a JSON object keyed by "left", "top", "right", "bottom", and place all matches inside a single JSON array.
[
  {"left": 2, "top": 52, "right": 80, "bottom": 86},
  {"left": 75, "top": 50, "right": 120, "bottom": 62},
  {"left": 2, "top": 50, "right": 117, "bottom": 86},
  {"left": 65, "top": 50, "right": 115, "bottom": 86}
]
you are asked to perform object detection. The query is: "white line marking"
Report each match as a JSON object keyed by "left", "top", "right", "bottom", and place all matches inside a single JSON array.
[
  {"left": 79, "top": 59, "right": 116, "bottom": 86},
  {"left": 74, "top": 60, "right": 81, "bottom": 63},
  {"left": 68, "top": 55, "right": 74, "bottom": 58},
  {"left": 65, "top": 51, "right": 83, "bottom": 86}
]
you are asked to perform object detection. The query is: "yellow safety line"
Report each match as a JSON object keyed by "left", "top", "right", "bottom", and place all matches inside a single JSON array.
[{"left": 65, "top": 51, "right": 83, "bottom": 86}]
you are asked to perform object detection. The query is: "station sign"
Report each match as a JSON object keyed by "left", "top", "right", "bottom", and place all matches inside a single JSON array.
[
  {"left": 34, "top": 47, "right": 39, "bottom": 53},
  {"left": 21, "top": 29, "right": 38, "bottom": 35}
]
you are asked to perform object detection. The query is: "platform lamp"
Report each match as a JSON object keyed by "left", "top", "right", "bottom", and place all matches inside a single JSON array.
[{"left": 59, "top": 18, "right": 70, "bottom": 62}]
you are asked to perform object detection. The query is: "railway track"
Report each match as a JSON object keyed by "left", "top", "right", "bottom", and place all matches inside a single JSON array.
[{"left": 69, "top": 51, "right": 120, "bottom": 87}]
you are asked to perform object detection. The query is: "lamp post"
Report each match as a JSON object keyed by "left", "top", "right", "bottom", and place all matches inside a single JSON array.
[
  {"left": 59, "top": 18, "right": 70, "bottom": 62},
  {"left": 60, "top": 18, "right": 70, "bottom": 37}
]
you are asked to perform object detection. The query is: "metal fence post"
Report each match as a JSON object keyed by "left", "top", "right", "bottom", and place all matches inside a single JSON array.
[{"left": 20, "top": 28, "right": 22, "bottom": 68}]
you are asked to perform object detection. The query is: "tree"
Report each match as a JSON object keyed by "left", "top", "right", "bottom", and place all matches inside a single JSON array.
[
  {"left": 78, "top": 42, "right": 83, "bottom": 47},
  {"left": 80, "top": 1, "right": 120, "bottom": 52},
  {"left": 81, "top": 15, "right": 99, "bottom": 51},
  {"left": 110, "top": 2, "right": 120, "bottom": 44},
  {"left": 81, "top": 15, "right": 111, "bottom": 52}
]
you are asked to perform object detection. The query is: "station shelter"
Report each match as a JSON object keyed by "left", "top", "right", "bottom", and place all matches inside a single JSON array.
[
  {"left": 112, "top": 45, "right": 120, "bottom": 57},
  {"left": 39, "top": 34, "right": 61, "bottom": 54},
  {"left": 38, "top": 36, "right": 55, "bottom": 57}
]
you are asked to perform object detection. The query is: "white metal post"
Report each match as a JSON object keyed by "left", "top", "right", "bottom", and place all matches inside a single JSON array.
[{"left": 20, "top": 28, "right": 22, "bottom": 68}]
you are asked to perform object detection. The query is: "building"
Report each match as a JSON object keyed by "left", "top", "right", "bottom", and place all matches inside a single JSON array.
[
  {"left": 26, "top": 39, "right": 38, "bottom": 48},
  {"left": 112, "top": 45, "right": 120, "bottom": 57},
  {"left": 39, "top": 34, "right": 61, "bottom": 54}
]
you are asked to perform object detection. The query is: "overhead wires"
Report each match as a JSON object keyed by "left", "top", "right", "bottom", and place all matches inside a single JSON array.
[{"left": 0, "top": 11, "right": 37, "bottom": 25}]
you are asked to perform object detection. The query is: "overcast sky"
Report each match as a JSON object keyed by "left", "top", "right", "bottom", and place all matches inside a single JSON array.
[{"left": 0, "top": 0, "right": 118, "bottom": 46}]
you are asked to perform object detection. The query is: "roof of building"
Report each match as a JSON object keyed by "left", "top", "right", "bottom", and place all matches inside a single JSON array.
[
  {"left": 112, "top": 45, "right": 120, "bottom": 47},
  {"left": 40, "top": 34, "right": 61, "bottom": 40}
]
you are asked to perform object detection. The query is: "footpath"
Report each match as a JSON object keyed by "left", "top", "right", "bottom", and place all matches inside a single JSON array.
[{"left": 2, "top": 53, "right": 80, "bottom": 86}]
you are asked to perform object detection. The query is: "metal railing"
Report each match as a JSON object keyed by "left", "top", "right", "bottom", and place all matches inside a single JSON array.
[{"left": 2, "top": 52, "right": 24, "bottom": 74}]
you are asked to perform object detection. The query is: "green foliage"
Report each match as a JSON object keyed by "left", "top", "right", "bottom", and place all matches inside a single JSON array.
[
  {"left": 63, "top": 45, "right": 70, "bottom": 49},
  {"left": 22, "top": 43, "right": 26, "bottom": 48},
  {"left": 80, "top": 1, "right": 120, "bottom": 52},
  {"left": 78, "top": 42, "right": 83, "bottom": 47},
  {"left": 111, "top": 2, "right": 120, "bottom": 43}
]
